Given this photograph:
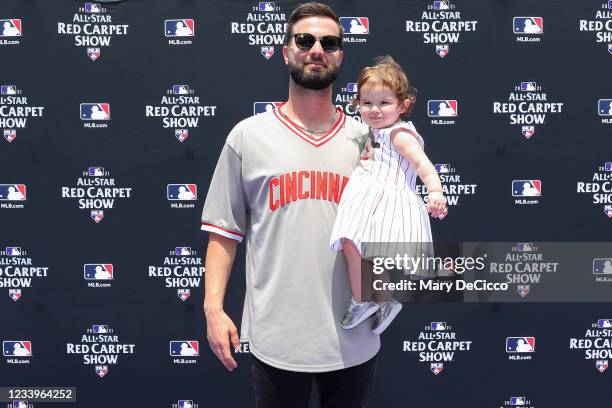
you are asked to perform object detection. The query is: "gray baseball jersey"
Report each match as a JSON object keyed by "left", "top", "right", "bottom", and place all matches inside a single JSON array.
[{"left": 201, "top": 107, "right": 380, "bottom": 372}]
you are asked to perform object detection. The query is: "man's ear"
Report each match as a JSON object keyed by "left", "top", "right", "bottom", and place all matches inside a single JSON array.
[{"left": 282, "top": 45, "right": 289, "bottom": 65}]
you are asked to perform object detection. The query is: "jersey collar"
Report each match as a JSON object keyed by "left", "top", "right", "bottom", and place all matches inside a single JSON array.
[{"left": 273, "top": 103, "right": 346, "bottom": 147}]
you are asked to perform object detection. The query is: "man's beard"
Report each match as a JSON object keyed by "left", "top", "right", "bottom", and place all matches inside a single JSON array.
[{"left": 288, "top": 60, "right": 339, "bottom": 91}]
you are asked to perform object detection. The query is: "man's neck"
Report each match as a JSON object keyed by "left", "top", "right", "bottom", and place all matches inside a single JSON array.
[{"left": 283, "top": 79, "right": 336, "bottom": 130}]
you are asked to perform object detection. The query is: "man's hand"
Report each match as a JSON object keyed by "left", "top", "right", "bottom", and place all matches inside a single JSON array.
[
  {"left": 203, "top": 233, "right": 240, "bottom": 371},
  {"left": 205, "top": 307, "right": 240, "bottom": 371}
]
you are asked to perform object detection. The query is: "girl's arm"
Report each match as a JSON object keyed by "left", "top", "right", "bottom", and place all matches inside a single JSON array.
[{"left": 391, "top": 128, "right": 447, "bottom": 219}]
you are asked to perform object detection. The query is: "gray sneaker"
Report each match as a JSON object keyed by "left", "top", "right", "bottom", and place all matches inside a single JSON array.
[
  {"left": 341, "top": 298, "right": 380, "bottom": 329},
  {"left": 372, "top": 298, "right": 402, "bottom": 335}
]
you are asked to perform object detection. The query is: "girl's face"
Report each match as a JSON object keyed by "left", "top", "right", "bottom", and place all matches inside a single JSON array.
[{"left": 358, "top": 84, "right": 410, "bottom": 129}]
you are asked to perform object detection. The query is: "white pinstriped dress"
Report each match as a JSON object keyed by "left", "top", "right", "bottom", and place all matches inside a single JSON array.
[{"left": 330, "top": 121, "right": 433, "bottom": 259}]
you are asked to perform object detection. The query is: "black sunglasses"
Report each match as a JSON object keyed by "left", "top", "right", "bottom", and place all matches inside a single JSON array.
[{"left": 289, "top": 33, "right": 343, "bottom": 53}]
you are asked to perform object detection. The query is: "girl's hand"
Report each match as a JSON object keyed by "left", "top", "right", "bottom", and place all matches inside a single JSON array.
[{"left": 427, "top": 191, "right": 448, "bottom": 219}]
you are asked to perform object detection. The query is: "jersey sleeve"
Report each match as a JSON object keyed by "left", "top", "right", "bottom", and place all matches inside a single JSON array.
[{"left": 200, "top": 127, "right": 248, "bottom": 242}]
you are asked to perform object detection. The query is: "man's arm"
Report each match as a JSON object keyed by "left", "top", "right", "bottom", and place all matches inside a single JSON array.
[{"left": 204, "top": 233, "right": 241, "bottom": 371}]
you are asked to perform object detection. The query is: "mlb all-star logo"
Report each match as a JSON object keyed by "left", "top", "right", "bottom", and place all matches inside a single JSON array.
[
  {"left": 9, "top": 288, "right": 21, "bottom": 301},
  {"left": 436, "top": 44, "right": 449, "bottom": 57},
  {"left": 605, "top": 205, "right": 612, "bottom": 217},
  {"left": 175, "top": 129, "right": 188, "bottom": 142},
  {"left": 178, "top": 288, "right": 190, "bottom": 301},
  {"left": 96, "top": 365, "right": 109, "bottom": 377},
  {"left": 261, "top": 46, "right": 274, "bottom": 59},
  {"left": 517, "top": 285, "right": 530, "bottom": 297},
  {"left": 405, "top": 1, "right": 478, "bottom": 57},
  {"left": 91, "top": 210, "right": 104, "bottom": 223},
  {"left": 596, "top": 359, "right": 608, "bottom": 373},
  {"left": 87, "top": 47, "right": 100, "bottom": 61},
  {"left": 430, "top": 363, "right": 444, "bottom": 375},
  {"left": 4, "top": 129, "right": 16, "bottom": 143},
  {"left": 522, "top": 126, "right": 535, "bottom": 138},
  {"left": 609, "top": 44, "right": 612, "bottom": 55}
]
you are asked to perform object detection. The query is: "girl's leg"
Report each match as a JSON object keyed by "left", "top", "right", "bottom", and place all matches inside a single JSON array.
[
  {"left": 372, "top": 267, "right": 391, "bottom": 303},
  {"left": 342, "top": 239, "right": 366, "bottom": 301}
]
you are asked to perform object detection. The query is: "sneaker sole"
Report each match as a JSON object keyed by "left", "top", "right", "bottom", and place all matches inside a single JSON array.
[
  {"left": 341, "top": 304, "right": 380, "bottom": 329},
  {"left": 372, "top": 303, "right": 403, "bottom": 335}
]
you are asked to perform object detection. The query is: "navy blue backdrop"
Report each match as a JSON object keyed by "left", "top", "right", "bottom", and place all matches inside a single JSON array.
[{"left": 1, "top": 0, "right": 611, "bottom": 407}]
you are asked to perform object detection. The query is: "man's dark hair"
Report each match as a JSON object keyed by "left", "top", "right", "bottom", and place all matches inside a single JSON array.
[{"left": 285, "top": 2, "right": 343, "bottom": 43}]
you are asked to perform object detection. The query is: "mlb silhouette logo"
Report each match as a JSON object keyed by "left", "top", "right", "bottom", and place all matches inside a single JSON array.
[
  {"left": 85, "top": 3, "right": 102, "bottom": 13},
  {"left": 87, "top": 48, "right": 100, "bottom": 61},
  {"left": 167, "top": 184, "right": 197, "bottom": 201},
  {"left": 173, "top": 85, "right": 190, "bottom": 95},
  {"left": 520, "top": 82, "right": 537, "bottom": 91},
  {"left": 176, "top": 247, "right": 192, "bottom": 255},
  {"left": 510, "top": 396, "right": 526, "bottom": 406},
  {"left": 517, "top": 285, "right": 530, "bottom": 297},
  {"left": 596, "top": 359, "right": 608, "bottom": 373},
  {"left": 175, "top": 129, "right": 189, "bottom": 142},
  {"left": 431, "top": 322, "right": 446, "bottom": 330},
  {"left": 3, "top": 341, "right": 32, "bottom": 357},
  {"left": 435, "top": 164, "right": 450, "bottom": 173},
  {"left": 605, "top": 162, "right": 612, "bottom": 172},
  {"left": 434, "top": 1, "right": 450, "bottom": 10},
  {"left": 80, "top": 103, "right": 110, "bottom": 120},
  {"left": 88, "top": 167, "right": 104, "bottom": 176},
  {"left": 506, "top": 337, "right": 535, "bottom": 353},
  {"left": 259, "top": 2, "right": 275, "bottom": 12},
  {"left": 593, "top": 258, "right": 612, "bottom": 274},
  {"left": 522, "top": 126, "right": 535, "bottom": 139},
  {"left": 516, "top": 243, "right": 533, "bottom": 252},
  {"left": 12, "top": 401, "right": 29, "bottom": 408},
  {"left": 178, "top": 289, "right": 191, "bottom": 301},
  {"left": 0, "top": 184, "right": 27, "bottom": 201},
  {"left": 95, "top": 365, "right": 109, "bottom": 377},
  {"left": 347, "top": 83, "right": 358, "bottom": 93},
  {"left": 513, "top": 17, "right": 543, "bottom": 34},
  {"left": 91, "top": 210, "right": 104, "bottom": 223},
  {"left": 6, "top": 247, "right": 21, "bottom": 256},
  {"left": 605, "top": 205, "right": 612, "bottom": 217},
  {"left": 1, "top": 85, "right": 17, "bottom": 95},
  {"left": 0, "top": 19, "right": 22, "bottom": 37},
  {"left": 608, "top": 44, "right": 612, "bottom": 55},
  {"left": 170, "top": 340, "right": 199, "bottom": 356},
  {"left": 165, "top": 19, "right": 195, "bottom": 37},
  {"left": 9, "top": 289, "right": 22, "bottom": 302},
  {"left": 435, "top": 44, "right": 449, "bottom": 57},
  {"left": 597, "top": 319, "right": 612, "bottom": 328},
  {"left": 598, "top": 99, "right": 612, "bottom": 116},
  {"left": 430, "top": 363, "right": 443, "bottom": 375},
  {"left": 511, "top": 180, "right": 541, "bottom": 197},
  {"left": 178, "top": 400, "right": 194, "bottom": 408},
  {"left": 93, "top": 325, "right": 109, "bottom": 333},
  {"left": 427, "top": 100, "right": 458, "bottom": 117},
  {"left": 261, "top": 46, "right": 274, "bottom": 59},
  {"left": 84, "top": 264, "right": 114, "bottom": 280},
  {"left": 340, "top": 17, "right": 369, "bottom": 35},
  {"left": 4, "top": 130, "right": 16, "bottom": 143},
  {"left": 609, "top": 0, "right": 612, "bottom": 9},
  {"left": 253, "top": 101, "right": 283, "bottom": 115}
]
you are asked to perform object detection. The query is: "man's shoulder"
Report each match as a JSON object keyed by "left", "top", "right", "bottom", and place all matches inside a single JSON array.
[
  {"left": 226, "top": 111, "right": 276, "bottom": 148},
  {"left": 341, "top": 116, "right": 370, "bottom": 144},
  {"left": 234, "top": 110, "right": 276, "bottom": 131},
  {"left": 343, "top": 115, "right": 368, "bottom": 133}
]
